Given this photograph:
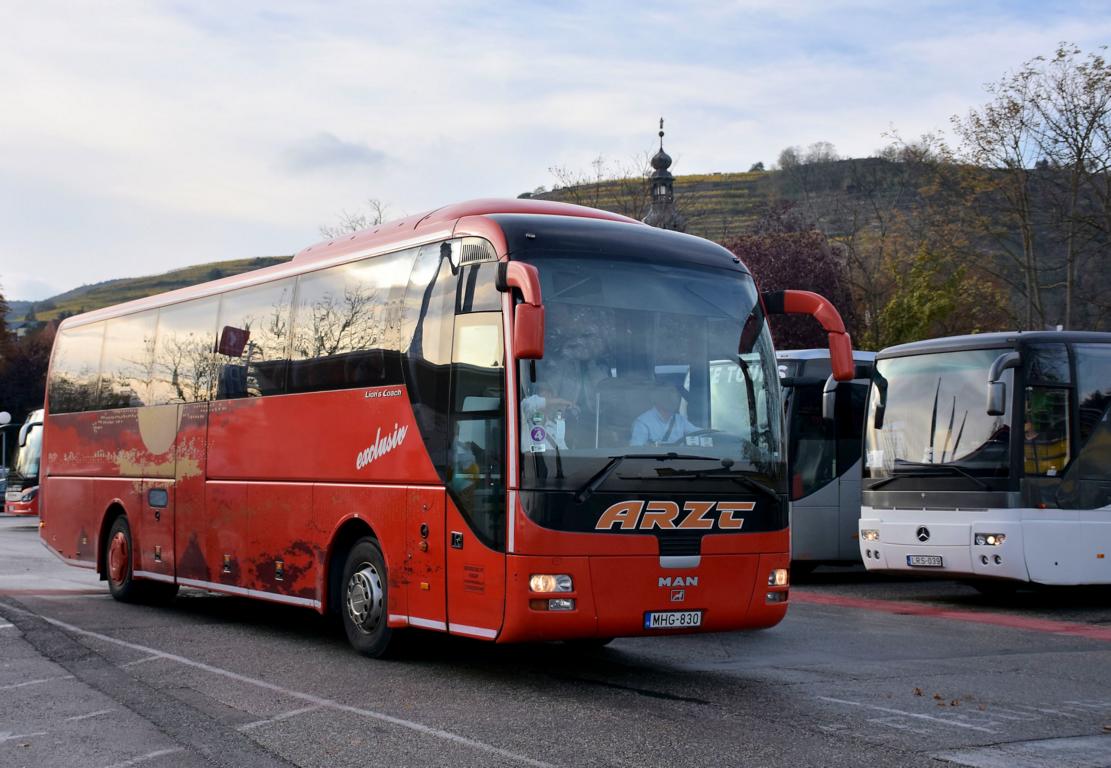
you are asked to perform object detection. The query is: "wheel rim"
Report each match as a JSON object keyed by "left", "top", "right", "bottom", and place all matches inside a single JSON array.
[
  {"left": 346, "top": 563, "right": 384, "bottom": 635},
  {"left": 108, "top": 530, "right": 129, "bottom": 585}
]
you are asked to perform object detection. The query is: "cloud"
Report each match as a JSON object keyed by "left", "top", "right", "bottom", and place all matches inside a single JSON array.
[{"left": 282, "top": 132, "right": 387, "bottom": 175}]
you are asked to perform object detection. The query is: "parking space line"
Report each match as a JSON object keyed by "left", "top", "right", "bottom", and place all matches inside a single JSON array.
[
  {"left": 65, "top": 708, "right": 116, "bottom": 722},
  {"left": 0, "top": 674, "right": 74, "bottom": 691},
  {"left": 817, "top": 696, "right": 998, "bottom": 733},
  {"left": 120, "top": 655, "right": 163, "bottom": 668},
  {"left": 35, "top": 613, "right": 559, "bottom": 768},
  {"left": 792, "top": 591, "right": 1111, "bottom": 641},
  {"left": 237, "top": 705, "right": 323, "bottom": 732},
  {"left": 100, "top": 747, "right": 185, "bottom": 768},
  {"left": 0, "top": 730, "right": 48, "bottom": 743}
]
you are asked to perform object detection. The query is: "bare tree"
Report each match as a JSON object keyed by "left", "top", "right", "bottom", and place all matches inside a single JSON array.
[{"left": 319, "top": 198, "right": 392, "bottom": 239}]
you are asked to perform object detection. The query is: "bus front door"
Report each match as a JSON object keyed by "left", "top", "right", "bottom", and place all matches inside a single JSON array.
[{"left": 406, "top": 487, "right": 447, "bottom": 628}]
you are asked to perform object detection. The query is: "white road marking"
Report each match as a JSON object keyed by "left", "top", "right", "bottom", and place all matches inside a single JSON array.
[
  {"left": 65, "top": 708, "right": 115, "bottom": 722},
  {"left": 120, "top": 655, "right": 163, "bottom": 668},
  {"left": 0, "top": 622, "right": 15, "bottom": 629},
  {"left": 0, "top": 730, "right": 47, "bottom": 743},
  {"left": 0, "top": 674, "right": 75, "bottom": 691},
  {"left": 99, "top": 747, "right": 185, "bottom": 768},
  {"left": 37, "top": 614, "right": 559, "bottom": 768},
  {"left": 237, "top": 705, "right": 323, "bottom": 731},
  {"left": 817, "top": 696, "right": 998, "bottom": 733}
]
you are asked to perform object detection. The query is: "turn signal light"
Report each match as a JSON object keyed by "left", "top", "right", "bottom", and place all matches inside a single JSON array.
[
  {"left": 974, "top": 533, "right": 1006, "bottom": 546},
  {"left": 861, "top": 529, "right": 879, "bottom": 542}
]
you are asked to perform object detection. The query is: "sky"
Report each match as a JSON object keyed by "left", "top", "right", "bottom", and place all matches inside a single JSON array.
[{"left": 2, "top": 0, "right": 1111, "bottom": 301}]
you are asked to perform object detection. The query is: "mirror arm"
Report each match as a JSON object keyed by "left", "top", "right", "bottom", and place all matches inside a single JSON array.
[
  {"left": 496, "top": 261, "right": 542, "bottom": 307},
  {"left": 762, "top": 289, "right": 854, "bottom": 381}
]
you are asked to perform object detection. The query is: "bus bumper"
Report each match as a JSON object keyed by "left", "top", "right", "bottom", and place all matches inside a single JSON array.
[
  {"left": 498, "top": 552, "right": 789, "bottom": 643},
  {"left": 4, "top": 494, "right": 39, "bottom": 517},
  {"left": 858, "top": 509, "right": 1029, "bottom": 581}
]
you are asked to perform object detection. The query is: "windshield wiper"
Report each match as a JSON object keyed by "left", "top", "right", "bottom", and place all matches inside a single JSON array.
[
  {"left": 641, "top": 466, "right": 781, "bottom": 501},
  {"left": 869, "top": 464, "right": 989, "bottom": 491},
  {"left": 573, "top": 453, "right": 720, "bottom": 503}
]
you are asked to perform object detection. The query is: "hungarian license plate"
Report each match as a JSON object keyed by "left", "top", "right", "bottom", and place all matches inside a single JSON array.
[
  {"left": 644, "top": 610, "right": 703, "bottom": 630},
  {"left": 907, "top": 554, "right": 943, "bottom": 567}
]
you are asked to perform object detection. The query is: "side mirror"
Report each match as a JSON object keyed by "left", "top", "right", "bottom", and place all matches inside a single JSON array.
[
  {"left": 497, "top": 261, "right": 545, "bottom": 360},
  {"left": 986, "top": 351, "right": 1021, "bottom": 416},
  {"left": 762, "top": 290, "right": 854, "bottom": 381},
  {"left": 986, "top": 380, "right": 1007, "bottom": 417}
]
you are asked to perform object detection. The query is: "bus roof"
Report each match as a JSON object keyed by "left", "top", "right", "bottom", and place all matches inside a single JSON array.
[
  {"left": 56, "top": 199, "right": 643, "bottom": 330},
  {"left": 777, "top": 349, "right": 876, "bottom": 362},
  {"left": 876, "top": 331, "right": 1111, "bottom": 360}
]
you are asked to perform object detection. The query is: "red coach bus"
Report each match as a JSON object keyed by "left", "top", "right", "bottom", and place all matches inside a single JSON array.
[{"left": 40, "top": 199, "right": 853, "bottom": 656}]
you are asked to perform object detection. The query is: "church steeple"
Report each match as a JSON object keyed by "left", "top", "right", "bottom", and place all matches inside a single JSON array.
[{"left": 642, "top": 118, "right": 686, "bottom": 231}]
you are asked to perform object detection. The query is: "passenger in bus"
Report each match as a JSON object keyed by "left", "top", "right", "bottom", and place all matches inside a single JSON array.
[{"left": 630, "top": 385, "right": 702, "bottom": 446}]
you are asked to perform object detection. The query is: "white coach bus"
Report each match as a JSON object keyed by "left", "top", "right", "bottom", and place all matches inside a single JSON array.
[{"left": 859, "top": 332, "right": 1111, "bottom": 588}]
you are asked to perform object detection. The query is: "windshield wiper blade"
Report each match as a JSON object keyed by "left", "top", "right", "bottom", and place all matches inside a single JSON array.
[
  {"left": 644, "top": 468, "right": 781, "bottom": 501},
  {"left": 573, "top": 453, "right": 719, "bottom": 504},
  {"left": 869, "top": 465, "right": 988, "bottom": 491}
]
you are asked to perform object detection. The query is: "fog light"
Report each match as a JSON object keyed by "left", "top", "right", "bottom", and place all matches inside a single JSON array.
[
  {"left": 529, "top": 574, "right": 573, "bottom": 593},
  {"left": 993, "top": 555, "right": 1002, "bottom": 565},
  {"left": 861, "top": 529, "right": 879, "bottom": 542},
  {"left": 766, "top": 591, "right": 787, "bottom": 603},
  {"left": 981, "top": 555, "right": 989, "bottom": 565},
  {"left": 548, "top": 598, "right": 575, "bottom": 611},
  {"left": 974, "top": 533, "right": 1006, "bottom": 546},
  {"left": 873, "top": 549, "right": 881, "bottom": 559},
  {"left": 865, "top": 549, "right": 872, "bottom": 558},
  {"left": 768, "top": 568, "right": 788, "bottom": 587}
]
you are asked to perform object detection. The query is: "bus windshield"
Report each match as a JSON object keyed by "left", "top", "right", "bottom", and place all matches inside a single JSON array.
[
  {"left": 13, "top": 423, "right": 43, "bottom": 481},
  {"left": 518, "top": 255, "right": 782, "bottom": 489},
  {"left": 865, "top": 349, "right": 1012, "bottom": 479}
]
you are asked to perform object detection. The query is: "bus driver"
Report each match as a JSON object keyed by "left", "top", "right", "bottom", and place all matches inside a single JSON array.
[{"left": 630, "top": 385, "right": 702, "bottom": 447}]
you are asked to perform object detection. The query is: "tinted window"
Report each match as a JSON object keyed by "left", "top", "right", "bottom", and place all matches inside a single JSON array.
[
  {"left": 48, "top": 323, "right": 105, "bottom": 413},
  {"left": 1026, "top": 343, "right": 1070, "bottom": 384},
  {"left": 458, "top": 262, "right": 502, "bottom": 313},
  {"left": 150, "top": 297, "right": 219, "bottom": 405},
  {"left": 1024, "top": 387, "right": 1070, "bottom": 476},
  {"left": 215, "top": 279, "right": 295, "bottom": 399},
  {"left": 101, "top": 311, "right": 158, "bottom": 408},
  {"left": 401, "top": 243, "right": 457, "bottom": 475},
  {"left": 288, "top": 249, "right": 416, "bottom": 393},
  {"left": 787, "top": 384, "right": 836, "bottom": 500},
  {"left": 1075, "top": 344, "right": 1111, "bottom": 445}
]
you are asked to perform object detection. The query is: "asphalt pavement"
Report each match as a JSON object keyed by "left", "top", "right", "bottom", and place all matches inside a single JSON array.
[{"left": 1, "top": 515, "right": 1108, "bottom": 768}]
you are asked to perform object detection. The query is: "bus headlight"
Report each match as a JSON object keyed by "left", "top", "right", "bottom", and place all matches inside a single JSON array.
[
  {"left": 529, "top": 574, "right": 573, "bottom": 593},
  {"left": 861, "top": 529, "right": 879, "bottom": 542},
  {"left": 767, "top": 568, "right": 788, "bottom": 587},
  {"left": 20, "top": 488, "right": 38, "bottom": 503},
  {"left": 974, "top": 533, "right": 1006, "bottom": 546}
]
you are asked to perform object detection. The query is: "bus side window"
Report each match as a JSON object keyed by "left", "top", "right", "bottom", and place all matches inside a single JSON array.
[
  {"left": 48, "top": 323, "right": 107, "bottom": 414},
  {"left": 101, "top": 311, "right": 159, "bottom": 408},
  {"left": 214, "top": 279, "right": 295, "bottom": 399},
  {"left": 288, "top": 249, "right": 413, "bottom": 393},
  {"left": 1075, "top": 344, "right": 1111, "bottom": 446},
  {"left": 1024, "top": 387, "right": 1070, "bottom": 476},
  {"left": 150, "top": 297, "right": 220, "bottom": 405}
]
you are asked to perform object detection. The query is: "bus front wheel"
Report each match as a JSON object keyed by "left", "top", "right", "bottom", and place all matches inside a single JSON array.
[{"left": 341, "top": 538, "right": 396, "bottom": 658}]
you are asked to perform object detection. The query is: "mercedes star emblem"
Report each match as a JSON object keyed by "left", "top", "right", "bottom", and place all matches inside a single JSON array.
[{"left": 916, "top": 526, "right": 930, "bottom": 542}]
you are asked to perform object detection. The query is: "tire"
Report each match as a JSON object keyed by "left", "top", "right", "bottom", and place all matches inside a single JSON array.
[
  {"left": 105, "top": 516, "right": 179, "bottom": 604},
  {"left": 340, "top": 538, "right": 396, "bottom": 658},
  {"left": 105, "top": 516, "right": 143, "bottom": 603}
]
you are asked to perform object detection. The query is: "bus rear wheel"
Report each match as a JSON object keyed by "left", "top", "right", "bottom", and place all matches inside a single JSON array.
[
  {"left": 341, "top": 538, "right": 396, "bottom": 658},
  {"left": 105, "top": 516, "right": 178, "bottom": 604}
]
